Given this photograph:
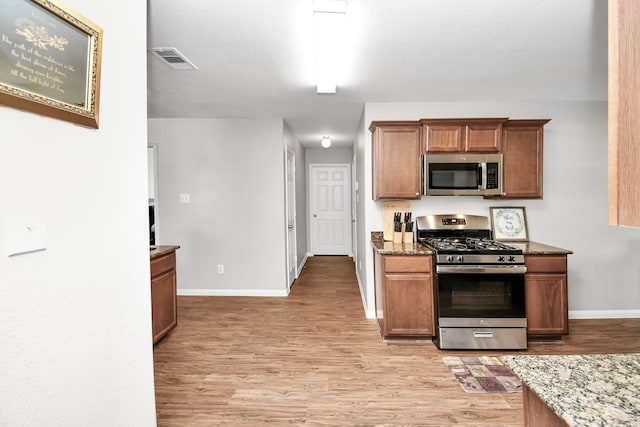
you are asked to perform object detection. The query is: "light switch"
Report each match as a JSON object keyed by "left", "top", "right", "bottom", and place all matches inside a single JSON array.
[{"left": 179, "top": 193, "right": 190, "bottom": 204}]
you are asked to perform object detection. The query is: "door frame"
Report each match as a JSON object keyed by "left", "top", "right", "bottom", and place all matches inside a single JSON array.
[
  {"left": 285, "top": 149, "right": 297, "bottom": 291},
  {"left": 148, "top": 143, "right": 159, "bottom": 244}
]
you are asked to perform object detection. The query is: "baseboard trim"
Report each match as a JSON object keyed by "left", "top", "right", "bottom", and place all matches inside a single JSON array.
[
  {"left": 178, "top": 289, "right": 288, "bottom": 297},
  {"left": 569, "top": 309, "right": 640, "bottom": 319},
  {"left": 297, "top": 254, "right": 308, "bottom": 277},
  {"left": 355, "top": 270, "right": 376, "bottom": 319}
]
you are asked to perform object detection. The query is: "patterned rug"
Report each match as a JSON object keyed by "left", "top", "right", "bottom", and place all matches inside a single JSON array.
[{"left": 443, "top": 356, "right": 522, "bottom": 394}]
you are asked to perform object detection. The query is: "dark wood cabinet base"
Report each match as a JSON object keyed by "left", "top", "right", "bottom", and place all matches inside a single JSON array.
[
  {"left": 151, "top": 248, "right": 179, "bottom": 344},
  {"left": 523, "top": 384, "right": 568, "bottom": 426}
]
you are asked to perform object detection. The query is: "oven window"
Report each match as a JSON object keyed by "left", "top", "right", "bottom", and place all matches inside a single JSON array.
[{"left": 437, "top": 273, "right": 525, "bottom": 318}]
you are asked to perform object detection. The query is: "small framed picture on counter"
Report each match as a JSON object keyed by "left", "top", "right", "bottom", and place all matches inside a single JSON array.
[{"left": 490, "top": 206, "right": 528, "bottom": 241}]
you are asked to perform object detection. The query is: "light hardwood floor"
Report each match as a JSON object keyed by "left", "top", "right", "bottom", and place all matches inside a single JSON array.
[{"left": 153, "top": 255, "right": 640, "bottom": 426}]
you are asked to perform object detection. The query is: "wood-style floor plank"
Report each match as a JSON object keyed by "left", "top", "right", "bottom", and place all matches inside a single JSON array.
[{"left": 154, "top": 255, "right": 640, "bottom": 426}]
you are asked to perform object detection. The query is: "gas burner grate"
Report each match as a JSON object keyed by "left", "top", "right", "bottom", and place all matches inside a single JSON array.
[{"left": 465, "top": 238, "right": 517, "bottom": 251}]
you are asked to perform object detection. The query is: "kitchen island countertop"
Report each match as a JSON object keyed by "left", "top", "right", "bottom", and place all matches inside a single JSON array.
[{"left": 502, "top": 353, "right": 640, "bottom": 426}]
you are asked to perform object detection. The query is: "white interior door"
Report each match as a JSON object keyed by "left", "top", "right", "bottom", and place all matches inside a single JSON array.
[
  {"left": 309, "top": 164, "right": 352, "bottom": 255},
  {"left": 286, "top": 150, "right": 297, "bottom": 290}
]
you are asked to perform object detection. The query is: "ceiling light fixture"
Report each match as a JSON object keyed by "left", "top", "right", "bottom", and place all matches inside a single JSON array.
[
  {"left": 321, "top": 136, "right": 332, "bottom": 148},
  {"left": 313, "top": 0, "right": 346, "bottom": 94}
]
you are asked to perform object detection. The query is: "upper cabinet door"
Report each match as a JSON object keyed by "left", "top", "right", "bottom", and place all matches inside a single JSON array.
[
  {"left": 370, "top": 122, "right": 422, "bottom": 200},
  {"left": 422, "top": 118, "right": 507, "bottom": 153},
  {"left": 465, "top": 122, "right": 503, "bottom": 152},
  {"left": 424, "top": 124, "right": 464, "bottom": 152},
  {"left": 500, "top": 120, "right": 550, "bottom": 199}
]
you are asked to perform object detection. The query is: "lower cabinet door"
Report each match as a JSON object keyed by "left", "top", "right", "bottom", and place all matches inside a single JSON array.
[
  {"left": 151, "top": 269, "right": 177, "bottom": 344},
  {"left": 383, "top": 273, "right": 434, "bottom": 336},
  {"left": 525, "top": 273, "right": 568, "bottom": 336}
]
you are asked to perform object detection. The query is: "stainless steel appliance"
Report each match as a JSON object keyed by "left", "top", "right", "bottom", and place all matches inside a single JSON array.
[
  {"left": 422, "top": 153, "right": 503, "bottom": 196},
  {"left": 416, "top": 214, "right": 527, "bottom": 350}
]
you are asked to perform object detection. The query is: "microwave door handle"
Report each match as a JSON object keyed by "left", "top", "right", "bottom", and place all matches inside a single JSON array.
[
  {"left": 420, "top": 154, "right": 427, "bottom": 196},
  {"left": 479, "top": 162, "right": 488, "bottom": 190}
]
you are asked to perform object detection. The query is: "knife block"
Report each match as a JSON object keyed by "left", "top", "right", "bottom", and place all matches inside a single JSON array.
[
  {"left": 403, "top": 231, "right": 414, "bottom": 244},
  {"left": 393, "top": 231, "right": 403, "bottom": 244},
  {"left": 382, "top": 201, "right": 411, "bottom": 241}
]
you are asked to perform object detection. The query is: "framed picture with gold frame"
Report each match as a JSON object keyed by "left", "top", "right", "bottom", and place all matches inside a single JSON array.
[
  {"left": 0, "top": 0, "right": 102, "bottom": 128},
  {"left": 490, "top": 206, "right": 529, "bottom": 241}
]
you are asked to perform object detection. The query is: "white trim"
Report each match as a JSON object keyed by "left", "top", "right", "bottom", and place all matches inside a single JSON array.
[
  {"left": 297, "top": 254, "right": 309, "bottom": 277},
  {"left": 178, "top": 289, "right": 288, "bottom": 297},
  {"left": 147, "top": 143, "right": 159, "bottom": 242},
  {"left": 285, "top": 148, "right": 297, "bottom": 291},
  {"left": 356, "top": 268, "right": 376, "bottom": 319},
  {"left": 569, "top": 309, "right": 640, "bottom": 319}
]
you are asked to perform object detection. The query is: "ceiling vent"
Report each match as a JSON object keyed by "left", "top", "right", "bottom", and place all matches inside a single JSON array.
[{"left": 150, "top": 47, "right": 198, "bottom": 71}]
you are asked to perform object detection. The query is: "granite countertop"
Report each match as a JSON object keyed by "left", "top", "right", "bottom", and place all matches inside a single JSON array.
[
  {"left": 508, "top": 241, "right": 573, "bottom": 255},
  {"left": 371, "top": 231, "right": 572, "bottom": 256},
  {"left": 150, "top": 245, "right": 180, "bottom": 259},
  {"left": 370, "top": 239, "right": 434, "bottom": 255},
  {"left": 502, "top": 354, "right": 640, "bottom": 426}
]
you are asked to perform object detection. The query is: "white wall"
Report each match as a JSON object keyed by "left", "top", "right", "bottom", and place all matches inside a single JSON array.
[
  {"left": 148, "top": 118, "right": 288, "bottom": 296},
  {"left": 305, "top": 147, "right": 353, "bottom": 164},
  {"left": 0, "top": 1, "right": 156, "bottom": 425},
  {"left": 357, "top": 101, "right": 640, "bottom": 319}
]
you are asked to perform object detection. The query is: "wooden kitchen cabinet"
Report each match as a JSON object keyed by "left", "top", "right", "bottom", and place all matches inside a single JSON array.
[
  {"left": 374, "top": 253, "right": 435, "bottom": 337},
  {"left": 151, "top": 250, "right": 178, "bottom": 344},
  {"left": 421, "top": 118, "right": 507, "bottom": 153},
  {"left": 499, "top": 119, "right": 550, "bottom": 199},
  {"left": 609, "top": 0, "right": 640, "bottom": 227},
  {"left": 524, "top": 255, "right": 568, "bottom": 337},
  {"left": 370, "top": 121, "right": 422, "bottom": 200}
]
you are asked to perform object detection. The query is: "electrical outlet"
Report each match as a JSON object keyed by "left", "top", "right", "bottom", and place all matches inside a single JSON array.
[{"left": 217, "top": 264, "right": 224, "bottom": 274}]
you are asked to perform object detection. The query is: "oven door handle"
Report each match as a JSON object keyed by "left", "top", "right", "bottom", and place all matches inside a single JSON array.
[{"left": 436, "top": 265, "right": 527, "bottom": 274}]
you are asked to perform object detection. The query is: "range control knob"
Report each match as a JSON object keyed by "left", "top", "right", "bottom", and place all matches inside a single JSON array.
[
  {"left": 456, "top": 255, "right": 464, "bottom": 263},
  {"left": 446, "top": 255, "right": 454, "bottom": 263},
  {"left": 508, "top": 255, "right": 516, "bottom": 262},
  {"left": 497, "top": 255, "right": 505, "bottom": 262}
]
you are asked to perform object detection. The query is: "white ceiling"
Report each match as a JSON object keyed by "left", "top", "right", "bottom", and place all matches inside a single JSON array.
[{"left": 146, "top": 0, "right": 607, "bottom": 148}]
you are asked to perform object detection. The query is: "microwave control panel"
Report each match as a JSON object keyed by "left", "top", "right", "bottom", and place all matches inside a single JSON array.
[{"left": 486, "top": 163, "right": 499, "bottom": 189}]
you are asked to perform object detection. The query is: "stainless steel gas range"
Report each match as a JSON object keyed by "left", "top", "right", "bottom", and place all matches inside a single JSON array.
[{"left": 416, "top": 214, "right": 527, "bottom": 350}]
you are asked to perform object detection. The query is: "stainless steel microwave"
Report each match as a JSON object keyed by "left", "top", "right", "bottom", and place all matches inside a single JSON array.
[{"left": 423, "top": 153, "right": 503, "bottom": 196}]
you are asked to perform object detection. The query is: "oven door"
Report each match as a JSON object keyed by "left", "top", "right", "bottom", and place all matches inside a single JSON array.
[{"left": 436, "top": 267, "right": 526, "bottom": 320}]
